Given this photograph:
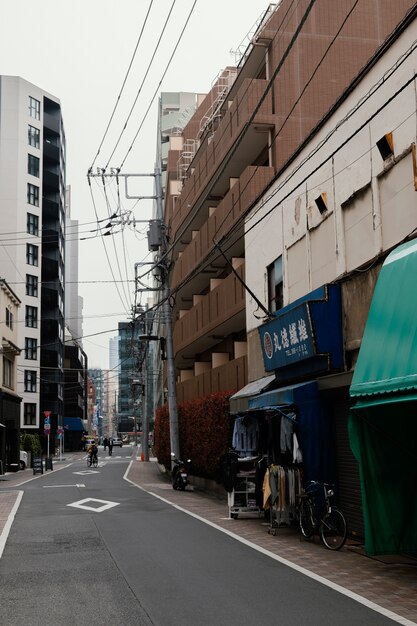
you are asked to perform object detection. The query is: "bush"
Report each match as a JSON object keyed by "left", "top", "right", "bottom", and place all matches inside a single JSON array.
[
  {"left": 21, "top": 433, "right": 41, "bottom": 456},
  {"left": 154, "top": 390, "right": 234, "bottom": 480}
]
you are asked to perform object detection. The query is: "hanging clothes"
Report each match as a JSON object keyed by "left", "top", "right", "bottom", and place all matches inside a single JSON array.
[
  {"left": 263, "top": 465, "right": 303, "bottom": 512},
  {"left": 232, "top": 414, "right": 259, "bottom": 457}
]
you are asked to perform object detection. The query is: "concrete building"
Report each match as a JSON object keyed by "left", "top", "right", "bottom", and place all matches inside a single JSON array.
[
  {"left": 0, "top": 76, "right": 66, "bottom": 436},
  {"left": 117, "top": 321, "right": 141, "bottom": 434},
  {"left": 241, "top": 4, "right": 417, "bottom": 544},
  {"left": 163, "top": 0, "right": 414, "bottom": 406},
  {"left": 158, "top": 0, "right": 416, "bottom": 542},
  {"left": 0, "top": 280, "right": 21, "bottom": 472},
  {"left": 151, "top": 92, "right": 202, "bottom": 416}
]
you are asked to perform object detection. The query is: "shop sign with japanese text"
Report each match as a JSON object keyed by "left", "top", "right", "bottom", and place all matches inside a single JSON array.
[{"left": 259, "top": 302, "right": 315, "bottom": 371}]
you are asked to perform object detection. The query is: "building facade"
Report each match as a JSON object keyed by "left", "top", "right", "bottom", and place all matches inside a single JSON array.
[
  {"left": 243, "top": 4, "right": 417, "bottom": 541},
  {"left": 0, "top": 76, "right": 66, "bottom": 437},
  {"left": 163, "top": 0, "right": 414, "bottom": 406},
  {"left": 0, "top": 280, "right": 21, "bottom": 472},
  {"left": 157, "top": 0, "right": 417, "bottom": 541}
]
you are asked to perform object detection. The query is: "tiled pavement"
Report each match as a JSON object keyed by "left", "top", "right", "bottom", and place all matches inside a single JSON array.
[{"left": 1, "top": 454, "right": 417, "bottom": 624}]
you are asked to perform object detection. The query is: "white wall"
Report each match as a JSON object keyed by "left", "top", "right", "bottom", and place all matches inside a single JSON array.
[{"left": 245, "top": 22, "right": 417, "bottom": 342}]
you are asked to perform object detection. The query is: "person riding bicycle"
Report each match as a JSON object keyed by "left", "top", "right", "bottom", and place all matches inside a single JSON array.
[{"left": 87, "top": 441, "right": 98, "bottom": 466}]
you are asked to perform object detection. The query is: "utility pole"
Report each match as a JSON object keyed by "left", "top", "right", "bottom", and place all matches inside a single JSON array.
[
  {"left": 154, "top": 167, "right": 180, "bottom": 463},
  {"left": 87, "top": 168, "right": 180, "bottom": 463}
]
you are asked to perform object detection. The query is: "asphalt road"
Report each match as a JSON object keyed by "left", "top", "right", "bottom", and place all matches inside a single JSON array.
[{"left": 0, "top": 447, "right": 400, "bottom": 626}]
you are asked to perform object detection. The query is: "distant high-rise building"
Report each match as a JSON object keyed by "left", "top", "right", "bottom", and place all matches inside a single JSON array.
[
  {"left": 0, "top": 76, "right": 66, "bottom": 432},
  {"left": 109, "top": 336, "right": 119, "bottom": 372}
]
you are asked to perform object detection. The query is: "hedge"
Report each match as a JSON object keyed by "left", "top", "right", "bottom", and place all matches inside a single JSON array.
[
  {"left": 21, "top": 433, "right": 41, "bottom": 456},
  {"left": 154, "top": 390, "right": 234, "bottom": 480}
]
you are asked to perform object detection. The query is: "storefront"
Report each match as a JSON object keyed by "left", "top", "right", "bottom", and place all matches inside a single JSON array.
[
  {"left": 227, "top": 284, "right": 349, "bottom": 520},
  {"left": 349, "top": 240, "right": 417, "bottom": 555},
  {"left": 63, "top": 417, "right": 85, "bottom": 451},
  {"left": 0, "top": 391, "right": 21, "bottom": 474}
]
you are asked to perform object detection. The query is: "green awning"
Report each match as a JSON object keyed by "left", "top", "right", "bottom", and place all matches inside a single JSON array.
[
  {"left": 349, "top": 240, "right": 417, "bottom": 556},
  {"left": 350, "top": 239, "right": 417, "bottom": 399}
]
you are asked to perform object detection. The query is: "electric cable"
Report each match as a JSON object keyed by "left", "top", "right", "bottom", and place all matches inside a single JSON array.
[
  {"left": 90, "top": 0, "right": 155, "bottom": 170},
  {"left": 118, "top": 0, "right": 198, "bottom": 170},
  {"left": 104, "top": 0, "right": 178, "bottom": 170}
]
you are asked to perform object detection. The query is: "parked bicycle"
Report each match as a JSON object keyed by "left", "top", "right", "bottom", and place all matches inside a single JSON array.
[{"left": 298, "top": 481, "right": 347, "bottom": 550}]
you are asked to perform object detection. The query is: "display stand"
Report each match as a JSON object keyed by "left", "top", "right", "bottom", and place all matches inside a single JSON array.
[{"left": 228, "top": 458, "right": 262, "bottom": 519}]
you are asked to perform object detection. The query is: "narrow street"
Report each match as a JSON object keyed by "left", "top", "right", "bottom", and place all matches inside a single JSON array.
[{"left": 0, "top": 447, "right": 414, "bottom": 626}]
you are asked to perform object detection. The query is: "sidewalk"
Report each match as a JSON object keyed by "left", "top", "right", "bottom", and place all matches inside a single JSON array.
[{"left": 1, "top": 455, "right": 417, "bottom": 625}]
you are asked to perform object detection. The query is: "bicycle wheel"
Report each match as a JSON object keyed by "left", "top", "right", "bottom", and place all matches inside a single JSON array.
[
  {"left": 299, "top": 498, "right": 315, "bottom": 538},
  {"left": 86, "top": 456, "right": 91, "bottom": 468},
  {"left": 320, "top": 508, "right": 347, "bottom": 550},
  {"left": 93, "top": 457, "right": 98, "bottom": 468}
]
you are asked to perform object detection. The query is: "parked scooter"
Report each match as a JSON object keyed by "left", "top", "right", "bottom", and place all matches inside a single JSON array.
[{"left": 171, "top": 452, "right": 191, "bottom": 490}]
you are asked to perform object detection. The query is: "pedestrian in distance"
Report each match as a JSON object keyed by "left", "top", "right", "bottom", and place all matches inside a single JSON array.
[
  {"left": 103, "top": 436, "right": 108, "bottom": 451},
  {"left": 108, "top": 437, "right": 113, "bottom": 456}
]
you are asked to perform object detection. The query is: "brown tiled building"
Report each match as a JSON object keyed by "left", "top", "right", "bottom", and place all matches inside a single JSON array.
[{"left": 163, "top": 0, "right": 415, "bottom": 404}]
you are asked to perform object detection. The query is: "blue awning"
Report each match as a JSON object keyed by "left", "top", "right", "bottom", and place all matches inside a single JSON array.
[
  {"left": 248, "top": 380, "right": 319, "bottom": 410},
  {"left": 64, "top": 417, "right": 84, "bottom": 432},
  {"left": 229, "top": 374, "right": 276, "bottom": 414},
  {"left": 249, "top": 380, "right": 334, "bottom": 484}
]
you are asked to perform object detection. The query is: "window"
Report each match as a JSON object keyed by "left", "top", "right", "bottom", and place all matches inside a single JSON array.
[
  {"left": 26, "top": 243, "right": 38, "bottom": 266},
  {"left": 24, "top": 370, "right": 37, "bottom": 393},
  {"left": 27, "top": 183, "right": 39, "bottom": 206},
  {"left": 25, "top": 305, "right": 38, "bottom": 328},
  {"left": 5, "top": 308, "right": 13, "bottom": 330},
  {"left": 28, "top": 125, "right": 40, "bottom": 148},
  {"left": 3, "top": 357, "right": 13, "bottom": 388},
  {"left": 26, "top": 274, "right": 38, "bottom": 297},
  {"left": 29, "top": 96, "right": 40, "bottom": 120},
  {"left": 268, "top": 256, "right": 284, "bottom": 313},
  {"left": 27, "top": 213, "right": 39, "bottom": 236},
  {"left": 28, "top": 154, "right": 40, "bottom": 177},
  {"left": 25, "top": 337, "right": 37, "bottom": 360},
  {"left": 23, "top": 403, "right": 37, "bottom": 426}
]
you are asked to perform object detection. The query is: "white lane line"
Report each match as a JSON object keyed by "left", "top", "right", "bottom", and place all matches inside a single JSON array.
[
  {"left": 123, "top": 462, "right": 416, "bottom": 626},
  {"left": 43, "top": 484, "right": 85, "bottom": 488},
  {"left": 0, "top": 490, "right": 23, "bottom": 559}
]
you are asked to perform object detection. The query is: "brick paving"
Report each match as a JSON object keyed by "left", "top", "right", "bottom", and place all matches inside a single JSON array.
[{"left": 1, "top": 456, "right": 417, "bottom": 624}]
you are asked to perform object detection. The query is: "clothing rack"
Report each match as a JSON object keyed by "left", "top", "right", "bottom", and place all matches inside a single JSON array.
[{"left": 263, "top": 464, "right": 303, "bottom": 535}]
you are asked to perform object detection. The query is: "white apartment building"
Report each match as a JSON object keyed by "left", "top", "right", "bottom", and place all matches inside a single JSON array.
[{"left": 0, "top": 76, "right": 66, "bottom": 431}]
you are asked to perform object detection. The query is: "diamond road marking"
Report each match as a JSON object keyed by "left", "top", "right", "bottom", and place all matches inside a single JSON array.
[
  {"left": 67, "top": 498, "right": 120, "bottom": 513},
  {"left": 73, "top": 470, "right": 99, "bottom": 475}
]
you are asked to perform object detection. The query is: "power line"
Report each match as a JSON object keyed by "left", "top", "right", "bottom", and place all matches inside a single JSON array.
[
  {"left": 104, "top": 0, "right": 178, "bottom": 169},
  {"left": 90, "top": 0, "right": 155, "bottom": 170},
  {"left": 118, "top": 0, "right": 198, "bottom": 170}
]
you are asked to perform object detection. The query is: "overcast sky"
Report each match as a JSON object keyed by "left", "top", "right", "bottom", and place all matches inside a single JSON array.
[{"left": 0, "top": 0, "right": 269, "bottom": 368}]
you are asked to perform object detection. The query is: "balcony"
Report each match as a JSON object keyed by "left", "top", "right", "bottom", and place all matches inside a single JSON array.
[
  {"left": 42, "top": 197, "right": 59, "bottom": 220},
  {"left": 171, "top": 78, "right": 274, "bottom": 240},
  {"left": 40, "top": 348, "right": 58, "bottom": 368},
  {"left": 43, "top": 170, "right": 60, "bottom": 191},
  {"left": 171, "top": 166, "right": 273, "bottom": 298},
  {"left": 41, "top": 256, "right": 59, "bottom": 281},
  {"left": 173, "top": 265, "right": 246, "bottom": 369},
  {"left": 43, "top": 140, "right": 60, "bottom": 163},
  {"left": 41, "top": 286, "right": 58, "bottom": 308},
  {"left": 43, "top": 111, "right": 60, "bottom": 134},
  {"left": 176, "top": 355, "right": 247, "bottom": 404}
]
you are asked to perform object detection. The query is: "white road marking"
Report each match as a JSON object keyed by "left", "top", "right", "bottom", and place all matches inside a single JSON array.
[
  {"left": 123, "top": 461, "right": 416, "bottom": 626},
  {"left": 67, "top": 497, "right": 120, "bottom": 512},
  {"left": 43, "top": 484, "right": 85, "bottom": 488},
  {"left": 0, "top": 490, "right": 23, "bottom": 559},
  {"left": 73, "top": 470, "right": 99, "bottom": 475}
]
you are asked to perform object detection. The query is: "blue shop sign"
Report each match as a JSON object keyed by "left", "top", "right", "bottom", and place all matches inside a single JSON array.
[{"left": 259, "top": 284, "right": 343, "bottom": 374}]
